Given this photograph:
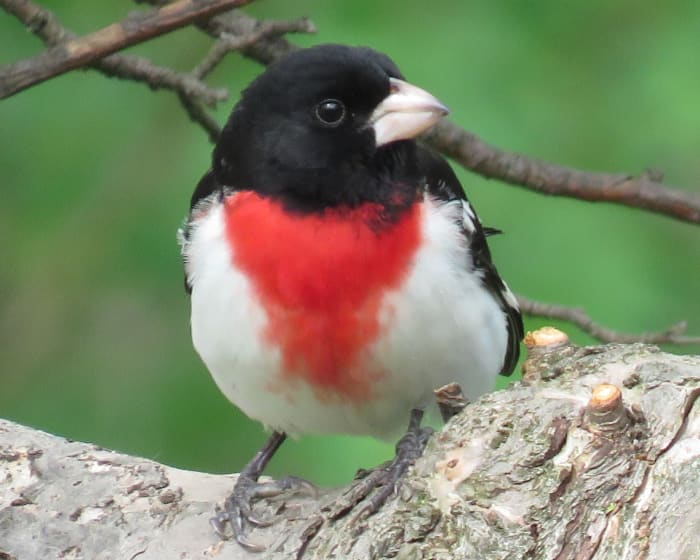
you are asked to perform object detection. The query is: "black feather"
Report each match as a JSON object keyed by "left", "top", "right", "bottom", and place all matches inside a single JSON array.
[{"left": 418, "top": 146, "right": 524, "bottom": 376}]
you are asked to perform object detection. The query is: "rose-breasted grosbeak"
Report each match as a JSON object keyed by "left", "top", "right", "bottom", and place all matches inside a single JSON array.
[{"left": 180, "top": 44, "right": 523, "bottom": 548}]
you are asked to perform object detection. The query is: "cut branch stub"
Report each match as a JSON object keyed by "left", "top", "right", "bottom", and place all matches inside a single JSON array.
[
  {"left": 524, "top": 326, "right": 571, "bottom": 350},
  {"left": 585, "top": 383, "right": 629, "bottom": 433},
  {"left": 434, "top": 382, "right": 468, "bottom": 422}
]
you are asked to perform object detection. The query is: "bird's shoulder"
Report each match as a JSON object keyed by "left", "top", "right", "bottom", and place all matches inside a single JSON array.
[
  {"left": 416, "top": 147, "right": 523, "bottom": 376},
  {"left": 179, "top": 169, "right": 226, "bottom": 294}
]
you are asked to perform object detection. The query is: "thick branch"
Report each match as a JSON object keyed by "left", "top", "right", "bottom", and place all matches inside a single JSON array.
[
  {"left": 2, "top": 339, "right": 699, "bottom": 558},
  {"left": 1, "top": 0, "right": 228, "bottom": 105},
  {"left": 518, "top": 295, "right": 700, "bottom": 345},
  {"left": 0, "top": 0, "right": 253, "bottom": 98}
]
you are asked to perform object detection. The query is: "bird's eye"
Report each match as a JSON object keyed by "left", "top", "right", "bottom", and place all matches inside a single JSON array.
[{"left": 315, "top": 99, "right": 346, "bottom": 126}]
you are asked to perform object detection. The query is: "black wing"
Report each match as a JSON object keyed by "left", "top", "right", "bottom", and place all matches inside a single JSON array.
[
  {"left": 190, "top": 168, "right": 221, "bottom": 210},
  {"left": 417, "top": 146, "right": 523, "bottom": 376}
]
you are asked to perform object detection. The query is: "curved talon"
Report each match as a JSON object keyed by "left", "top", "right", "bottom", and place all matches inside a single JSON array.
[
  {"left": 234, "top": 532, "right": 267, "bottom": 553},
  {"left": 211, "top": 502, "right": 268, "bottom": 550},
  {"left": 245, "top": 512, "right": 275, "bottom": 528},
  {"left": 210, "top": 514, "right": 230, "bottom": 538},
  {"left": 255, "top": 475, "right": 317, "bottom": 499},
  {"left": 283, "top": 476, "right": 319, "bottom": 499}
]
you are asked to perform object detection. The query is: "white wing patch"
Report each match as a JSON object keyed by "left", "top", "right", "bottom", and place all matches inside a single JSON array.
[
  {"left": 460, "top": 199, "right": 478, "bottom": 234},
  {"left": 499, "top": 279, "right": 520, "bottom": 310}
]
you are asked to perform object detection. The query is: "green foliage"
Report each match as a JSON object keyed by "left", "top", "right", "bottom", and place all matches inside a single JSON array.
[{"left": 1, "top": 0, "right": 698, "bottom": 485}]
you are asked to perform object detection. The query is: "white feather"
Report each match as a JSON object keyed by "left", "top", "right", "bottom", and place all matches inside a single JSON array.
[{"left": 183, "top": 194, "right": 508, "bottom": 439}]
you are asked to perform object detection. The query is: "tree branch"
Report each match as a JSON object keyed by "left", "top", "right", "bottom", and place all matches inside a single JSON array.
[
  {"left": 422, "top": 121, "right": 700, "bottom": 225},
  {"left": 518, "top": 295, "right": 700, "bottom": 345},
  {"left": 177, "top": 6, "right": 700, "bottom": 227},
  {"left": 101, "top": 54, "right": 229, "bottom": 107},
  {"left": 3, "top": 339, "right": 699, "bottom": 558},
  {"left": 1, "top": 0, "right": 229, "bottom": 105},
  {"left": 2, "top": 0, "right": 315, "bottom": 128},
  {"left": 5, "top": 0, "right": 697, "bottom": 226},
  {"left": 192, "top": 18, "right": 315, "bottom": 80},
  {"left": 136, "top": 0, "right": 304, "bottom": 65},
  {"left": 2, "top": 1, "right": 698, "bottom": 347},
  {"left": 178, "top": 92, "right": 223, "bottom": 143},
  {"left": 176, "top": 15, "right": 315, "bottom": 139},
  {"left": 0, "top": 0, "right": 253, "bottom": 98}
]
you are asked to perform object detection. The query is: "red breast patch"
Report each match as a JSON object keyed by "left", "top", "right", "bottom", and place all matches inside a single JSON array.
[{"left": 224, "top": 192, "right": 422, "bottom": 402}]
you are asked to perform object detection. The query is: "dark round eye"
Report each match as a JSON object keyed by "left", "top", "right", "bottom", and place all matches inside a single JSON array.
[{"left": 315, "top": 99, "right": 346, "bottom": 126}]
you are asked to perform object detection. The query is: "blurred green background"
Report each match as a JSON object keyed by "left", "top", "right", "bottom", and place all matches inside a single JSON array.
[{"left": 1, "top": 0, "right": 699, "bottom": 485}]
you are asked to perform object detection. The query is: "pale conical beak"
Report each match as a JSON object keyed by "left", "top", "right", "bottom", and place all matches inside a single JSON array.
[{"left": 369, "top": 77, "right": 449, "bottom": 147}]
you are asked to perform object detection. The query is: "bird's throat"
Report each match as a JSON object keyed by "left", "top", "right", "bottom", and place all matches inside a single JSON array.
[{"left": 224, "top": 191, "right": 422, "bottom": 402}]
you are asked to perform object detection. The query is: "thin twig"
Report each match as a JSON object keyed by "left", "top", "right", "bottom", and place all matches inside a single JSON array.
[
  {"left": 177, "top": 92, "right": 222, "bottom": 143},
  {"left": 192, "top": 17, "right": 315, "bottom": 79},
  {"left": 98, "top": 54, "right": 228, "bottom": 107},
  {"left": 177, "top": 15, "right": 314, "bottom": 138},
  {"left": 1, "top": 0, "right": 69, "bottom": 42},
  {"left": 134, "top": 0, "right": 309, "bottom": 144},
  {"left": 150, "top": 3, "right": 304, "bottom": 65},
  {"left": 133, "top": 3, "right": 316, "bottom": 139},
  {"left": 518, "top": 295, "right": 700, "bottom": 345},
  {"left": 0, "top": 0, "right": 253, "bottom": 98}
]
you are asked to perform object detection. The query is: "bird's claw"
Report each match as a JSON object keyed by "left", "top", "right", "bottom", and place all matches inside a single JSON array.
[
  {"left": 211, "top": 473, "right": 317, "bottom": 550},
  {"left": 325, "top": 423, "right": 433, "bottom": 521}
]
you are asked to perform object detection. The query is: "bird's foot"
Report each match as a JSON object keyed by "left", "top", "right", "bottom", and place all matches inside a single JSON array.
[
  {"left": 326, "top": 411, "right": 433, "bottom": 522},
  {"left": 211, "top": 472, "right": 317, "bottom": 551}
]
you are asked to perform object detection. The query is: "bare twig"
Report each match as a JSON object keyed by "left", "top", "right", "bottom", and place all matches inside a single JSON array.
[
  {"left": 141, "top": 3, "right": 304, "bottom": 65},
  {"left": 422, "top": 121, "right": 700, "bottom": 225},
  {"left": 99, "top": 54, "right": 228, "bottom": 107},
  {"left": 177, "top": 92, "right": 222, "bottom": 143},
  {"left": 518, "top": 295, "right": 700, "bottom": 345},
  {"left": 1, "top": 0, "right": 229, "bottom": 105},
  {"left": 0, "top": 0, "right": 69, "bottom": 42},
  {"left": 1, "top": 0, "right": 314, "bottom": 144},
  {"left": 130, "top": 3, "right": 316, "bottom": 139},
  {"left": 192, "top": 17, "right": 315, "bottom": 79},
  {"left": 0, "top": 0, "right": 253, "bottom": 98},
  {"left": 137, "top": 0, "right": 301, "bottom": 63},
  {"left": 179, "top": 15, "right": 315, "bottom": 138}
]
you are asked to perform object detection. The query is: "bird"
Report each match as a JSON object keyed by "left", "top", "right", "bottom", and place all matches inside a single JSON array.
[{"left": 179, "top": 43, "right": 523, "bottom": 549}]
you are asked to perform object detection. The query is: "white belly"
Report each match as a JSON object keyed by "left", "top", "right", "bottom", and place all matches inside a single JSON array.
[{"left": 184, "top": 196, "right": 507, "bottom": 439}]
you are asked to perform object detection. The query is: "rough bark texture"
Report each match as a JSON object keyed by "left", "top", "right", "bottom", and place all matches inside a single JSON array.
[{"left": 1, "top": 339, "right": 699, "bottom": 559}]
